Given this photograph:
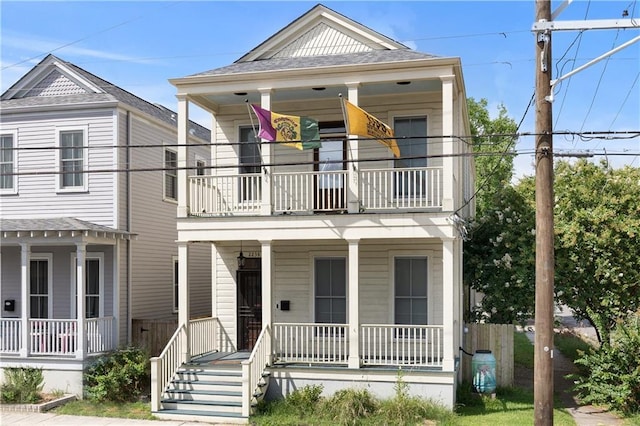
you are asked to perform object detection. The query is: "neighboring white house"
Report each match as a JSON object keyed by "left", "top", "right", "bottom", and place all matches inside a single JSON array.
[
  {"left": 150, "top": 4, "right": 474, "bottom": 424},
  {"left": 0, "top": 54, "right": 212, "bottom": 395}
]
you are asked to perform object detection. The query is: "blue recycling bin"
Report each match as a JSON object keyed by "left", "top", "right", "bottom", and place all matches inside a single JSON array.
[{"left": 472, "top": 349, "right": 496, "bottom": 393}]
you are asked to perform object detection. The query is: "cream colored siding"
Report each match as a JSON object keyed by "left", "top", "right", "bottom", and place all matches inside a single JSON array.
[
  {"left": 213, "top": 246, "right": 238, "bottom": 346},
  {"left": 0, "top": 109, "right": 117, "bottom": 226}
]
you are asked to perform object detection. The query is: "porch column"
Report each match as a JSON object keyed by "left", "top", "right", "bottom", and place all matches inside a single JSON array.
[
  {"left": 177, "top": 95, "right": 190, "bottom": 218},
  {"left": 347, "top": 239, "right": 360, "bottom": 368},
  {"left": 442, "top": 238, "right": 455, "bottom": 371},
  {"left": 346, "top": 84, "right": 360, "bottom": 214},
  {"left": 260, "top": 90, "right": 273, "bottom": 216},
  {"left": 260, "top": 240, "right": 273, "bottom": 363},
  {"left": 440, "top": 75, "right": 455, "bottom": 211},
  {"left": 76, "top": 242, "right": 87, "bottom": 359},
  {"left": 178, "top": 242, "right": 190, "bottom": 361},
  {"left": 19, "top": 243, "right": 30, "bottom": 357}
]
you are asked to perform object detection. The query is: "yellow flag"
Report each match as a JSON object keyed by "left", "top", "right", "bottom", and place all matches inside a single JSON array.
[{"left": 342, "top": 98, "right": 400, "bottom": 158}]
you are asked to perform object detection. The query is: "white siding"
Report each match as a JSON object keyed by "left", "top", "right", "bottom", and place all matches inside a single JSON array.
[{"left": 0, "top": 109, "right": 117, "bottom": 227}]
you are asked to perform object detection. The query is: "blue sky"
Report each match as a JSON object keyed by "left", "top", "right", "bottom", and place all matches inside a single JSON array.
[{"left": 1, "top": 1, "right": 638, "bottom": 179}]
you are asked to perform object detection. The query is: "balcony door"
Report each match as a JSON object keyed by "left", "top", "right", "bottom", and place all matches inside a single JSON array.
[
  {"left": 314, "top": 122, "right": 346, "bottom": 211},
  {"left": 394, "top": 117, "right": 428, "bottom": 200}
]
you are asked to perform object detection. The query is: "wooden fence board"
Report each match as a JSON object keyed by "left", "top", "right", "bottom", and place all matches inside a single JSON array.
[
  {"left": 461, "top": 323, "right": 514, "bottom": 387},
  {"left": 131, "top": 319, "right": 178, "bottom": 357}
]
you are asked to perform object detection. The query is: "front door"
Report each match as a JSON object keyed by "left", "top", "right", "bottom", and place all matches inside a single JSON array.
[{"left": 237, "top": 269, "right": 262, "bottom": 351}]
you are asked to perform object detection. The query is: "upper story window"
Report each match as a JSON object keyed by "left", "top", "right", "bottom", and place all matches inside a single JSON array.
[
  {"left": 196, "top": 159, "right": 207, "bottom": 176},
  {"left": 239, "top": 126, "right": 261, "bottom": 174},
  {"left": 56, "top": 127, "right": 88, "bottom": 192},
  {"left": 394, "top": 117, "right": 427, "bottom": 168},
  {"left": 0, "top": 132, "right": 17, "bottom": 194},
  {"left": 164, "top": 148, "right": 177, "bottom": 201}
]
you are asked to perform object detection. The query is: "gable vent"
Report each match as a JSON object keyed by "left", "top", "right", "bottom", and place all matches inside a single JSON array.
[
  {"left": 24, "top": 70, "right": 88, "bottom": 98},
  {"left": 272, "top": 22, "right": 373, "bottom": 58}
]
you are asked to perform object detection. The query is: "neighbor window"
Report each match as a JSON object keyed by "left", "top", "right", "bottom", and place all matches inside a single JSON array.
[
  {"left": 30, "top": 256, "right": 52, "bottom": 319},
  {"left": 164, "top": 149, "right": 177, "bottom": 200},
  {"left": 394, "top": 257, "right": 428, "bottom": 326},
  {"left": 71, "top": 254, "right": 104, "bottom": 318},
  {"left": 58, "top": 128, "right": 86, "bottom": 191},
  {"left": 196, "top": 159, "right": 206, "bottom": 176},
  {"left": 314, "top": 257, "right": 346, "bottom": 324},
  {"left": 0, "top": 132, "right": 16, "bottom": 193}
]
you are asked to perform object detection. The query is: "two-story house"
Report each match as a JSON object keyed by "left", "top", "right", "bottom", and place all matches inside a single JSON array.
[
  {"left": 0, "top": 54, "right": 212, "bottom": 395},
  {"left": 150, "top": 4, "right": 474, "bottom": 424}
]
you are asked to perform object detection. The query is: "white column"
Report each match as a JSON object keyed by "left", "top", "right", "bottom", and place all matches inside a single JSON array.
[
  {"left": 442, "top": 238, "right": 455, "bottom": 371},
  {"left": 19, "top": 243, "right": 30, "bottom": 357},
  {"left": 211, "top": 243, "right": 218, "bottom": 318},
  {"left": 76, "top": 242, "right": 87, "bottom": 359},
  {"left": 441, "top": 75, "right": 455, "bottom": 211},
  {"left": 346, "top": 84, "right": 360, "bottom": 214},
  {"left": 260, "top": 90, "right": 273, "bottom": 215},
  {"left": 260, "top": 240, "right": 272, "bottom": 328},
  {"left": 347, "top": 239, "right": 360, "bottom": 368},
  {"left": 113, "top": 242, "right": 120, "bottom": 347},
  {"left": 178, "top": 242, "right": 190, "bottom": 361},
  {"left": 177, "top": 96, "right": 190, "bottom": 217}
]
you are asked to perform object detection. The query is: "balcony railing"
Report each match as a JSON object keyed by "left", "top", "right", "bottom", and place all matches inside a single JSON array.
[{"left": 189, "top": 167, "right": 443, "bottom": 217}]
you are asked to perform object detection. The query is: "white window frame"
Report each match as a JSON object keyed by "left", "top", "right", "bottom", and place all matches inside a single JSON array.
[
  {"left": 70, "top": 252, "right": 105, "bottom": 318},
  {"left": 311, "top": 254, "right": 348, "bottom": 325},
  {"left": 29, "top": 253, "right": 53, "bottom": 319},
  {"left": 195, "top": 155, "right": 207, "bottom": 176},
  {"left": 164, "top": 148, "right": 178, "bottom": 202},
  {"left": 172, "top": 256, "right": 179, "bottom": 313},
  {"left": 0, "top": 130, "right": 18, "bottom": 195},
  {"left": 55, "top": 125, "right": 88, "bottom": 192},
  {"left": 389, "top": 251, "right": 434, "bottom": 325}
]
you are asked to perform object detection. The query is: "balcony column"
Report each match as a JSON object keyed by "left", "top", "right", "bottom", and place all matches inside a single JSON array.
[
  {"left": 346, "top": 84, "right": 360, "bottom": 214},
  {"left": 260, "top": 240, "right": 273, "bottom": 364},
  {"left": 260, "top": 90, "right": 273, "bottom": 215},
  {"left": 177, "top": 95, "right": 190, "bottom": 217},
  {"left": 442, "top": 238, "right": 455, "bottom": 371},
  {"left": 178, "top": 242, "right": 190, "bottom": 361},
  {"left": 19, "top": 243, "right": 30, "bottom": 357},
  {"left": 440, "top": 75, "right": 455, "bottom": 211},
  {"left": 76, "top": 242, "right": 87, "bottom": 359},
  {"left": 347, "top": 239, "right": 360, "bottom": 368}
]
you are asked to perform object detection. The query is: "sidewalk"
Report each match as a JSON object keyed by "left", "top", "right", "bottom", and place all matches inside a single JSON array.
[{"left": 0, "top": 411, "right": 228, "bottom": 425}]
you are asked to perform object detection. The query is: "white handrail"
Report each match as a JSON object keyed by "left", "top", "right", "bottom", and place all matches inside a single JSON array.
[
  {"left": 273, "top": 323, "right": 348, "bottom": 364},
  {"left": 241, "top": 324, "right": 272, "bottom": 417},
  {"left": 189, "top": 317, "right": 219, "bottom": 357},
  {"left": 360, "top": 324, "right": 444, "bottom": 367},
  {"left": 0, "top": 318, "right": 21, "bottom": 353},
  {"left": 360, "top": 167, "right": 443, "bottom": 210},
  {"left": 150, "top": 323, "right": 187, "bottom": 412}
]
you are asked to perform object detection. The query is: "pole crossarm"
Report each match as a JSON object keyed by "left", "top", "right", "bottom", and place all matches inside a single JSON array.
[{"left": 532, "top": 18, "right": 640, "bottom": 31}]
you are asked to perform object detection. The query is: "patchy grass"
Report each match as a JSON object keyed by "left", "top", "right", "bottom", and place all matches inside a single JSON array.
[
  {"left": 554, "top": 330, "right": 595, "bottom": 362},
  {"left": 514, "top": 329, "right": 534, "bottom": 368},
  {"left": 455, "top": 386, "right": 576, "bottom": 426},
  {"left": 53, "top": 400, "right": 155, "bottom": 420}
]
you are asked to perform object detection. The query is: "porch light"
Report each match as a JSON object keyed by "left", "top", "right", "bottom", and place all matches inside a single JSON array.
[{"left": 237, "top": 242, "right": 246, "bottom": 269}]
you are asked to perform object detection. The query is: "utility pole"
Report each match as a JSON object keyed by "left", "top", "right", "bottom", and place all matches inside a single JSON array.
[{"left": 534, "top": 0, "right": 554, "bottom": 424}]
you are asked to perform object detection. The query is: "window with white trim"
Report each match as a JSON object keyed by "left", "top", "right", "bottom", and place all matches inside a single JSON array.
[
  {"left": 393, "top": 117, "right": 427, "bottom": 199},
  {"left": 196, "top": 159, "right": 207, "bottom": 176},
  {"left": 30, "top": 255, "right": 52, "bottom": 319},
  {"left": 238, "top": 126, "right": 261, "bottom": 201},
  {"left": 164, "top": 149, "right": 177, "bottom": 200},
  {"left": 0, "top": 132, "right": 17, "bottom": 193},
  {"left": 314, "top": 257, "right": 346, "bottom": 324},
  {"left": 71, "top": 253, "right": 104, "bottom": 318},
  {"left": 58, "top": 129, "right": 86, "bottom": 190},
  {"left": 394, "top": 256, "right": 428, "bottom": 325}
]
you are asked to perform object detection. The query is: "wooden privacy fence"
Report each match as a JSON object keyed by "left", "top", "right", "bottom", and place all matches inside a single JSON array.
[
  {"left": 132, "top": 319, "right": 178, "bottom": 357},
  {"left": 461, "top": 323, "right": 514, "bottom": 387}
]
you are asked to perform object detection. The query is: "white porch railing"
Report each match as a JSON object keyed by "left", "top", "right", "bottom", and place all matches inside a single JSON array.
[
  {"left": 189, "top": 316, "right": 220, "bottom": 357},
  {"left": 190, "top": 174, "right": 261, "bottom": 216},
  {"left": 151, "top": 323, "right": 187, "bottom": 412},
  {"left": 360, "top": 324, "right": 444, "bottom": 367},
  {"left": 0, "top": 318, "right": 21, "bottom": 353},
  {"left": 189, "top": 167, "right": 443, "bottom": 216},
  {"left": 241, "top": 324, "right": 272, "bottom": 417},
  {"left": 360, "top": 167, "right": 443, "bottom": 210},
  {"left": 273, "top": 323, "right": 348, "bottom": 364},
  {"left": 86, "top": 317, "right": 114, "bottom": 354}
]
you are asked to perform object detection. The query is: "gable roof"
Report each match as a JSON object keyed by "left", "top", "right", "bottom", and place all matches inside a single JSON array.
[
  {"left": 190, "top": 4, "right": 435, "bottom": 78},
  {"left": 2, "top": 55, "right": 210, "bottom": 141}
]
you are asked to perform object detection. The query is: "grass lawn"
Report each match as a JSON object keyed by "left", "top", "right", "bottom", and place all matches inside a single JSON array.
[{"left": 53, "top": 400, "right": 155, "bottom": 420}]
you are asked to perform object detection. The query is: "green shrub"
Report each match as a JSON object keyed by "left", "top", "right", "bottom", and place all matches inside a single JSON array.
[
  {"left": 84, "top": 346, "right": 150, "bottom": 402},
  {"left": 321, "top": 388, "right": 378, "bottom": 425},
  {"left": 572, "top": 310, "right": 640, "bottom": 414},
  {"left": 284, "top": 384, "right": 324, "bottom": 417},
  {"left": 0, "top": 367, "right": 44, "bottom": 403}
]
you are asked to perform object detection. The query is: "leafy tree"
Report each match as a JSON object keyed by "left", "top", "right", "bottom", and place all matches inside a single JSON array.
[{"left": 554, "top": 160, "right": 640, "bottom": 344}]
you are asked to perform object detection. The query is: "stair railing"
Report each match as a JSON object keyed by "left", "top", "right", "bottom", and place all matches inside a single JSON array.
[
  {"left": 241, "top": 324, "right": 272, "bottom": 417},
  {"left": 150, "top": 323, "right": 187, "bottom": 412}
]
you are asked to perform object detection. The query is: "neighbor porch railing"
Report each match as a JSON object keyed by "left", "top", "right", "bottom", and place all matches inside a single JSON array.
[
  {"left": 360, "top": 324, "right": 444, "bottom": 367},
  {"left": 86, "top": 317, "right": 115, "bottom": 354},
  {"left": 189, "top": 166, "right": 443, "bottom": 216},
  {"left": 241, "top": 324, "right": 272, "bottom": 417},
  {"left": 273, "top": 323, "right": 349, "bottom": 364},
  {"left": 0, "top": 318, "right": 21, "bottom": 353}
]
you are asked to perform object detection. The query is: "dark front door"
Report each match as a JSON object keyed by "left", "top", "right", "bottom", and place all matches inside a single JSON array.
[{"left": 237, "top": 270, "right": 262, "bottom": 351}]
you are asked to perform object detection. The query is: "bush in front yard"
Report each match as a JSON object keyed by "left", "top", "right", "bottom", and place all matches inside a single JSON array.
[
  {"left": 84, "top": 346, "right": 150, "bottom": 402},
  {"left": 0, "top": 367, "right": 44, "bottom": 403}
]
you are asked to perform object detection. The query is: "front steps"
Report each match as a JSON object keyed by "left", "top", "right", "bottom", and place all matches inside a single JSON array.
[{"left": 152, "top": 355, "right": 270, "bottom": 424}]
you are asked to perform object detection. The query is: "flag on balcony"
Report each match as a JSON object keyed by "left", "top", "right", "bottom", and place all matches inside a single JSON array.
[
  {"left": 341, "top": 98, "right": 400, "bottom": 158},
  {"left": 250, "top": 104, "right": 321, "bottom": 150}
]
